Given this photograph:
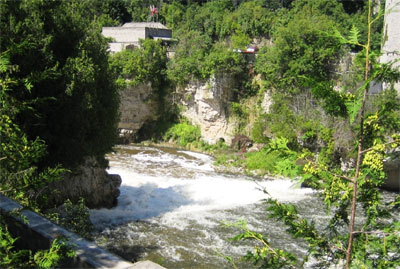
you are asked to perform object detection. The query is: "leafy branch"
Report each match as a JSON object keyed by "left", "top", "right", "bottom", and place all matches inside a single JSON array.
[{"left": 222, "top": 219, "right": 297, "bottom": 268}]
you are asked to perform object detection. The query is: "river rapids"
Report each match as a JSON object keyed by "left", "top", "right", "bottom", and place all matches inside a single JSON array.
[{"left": 88, "top": 145, "right": 333, "bottom": 268}]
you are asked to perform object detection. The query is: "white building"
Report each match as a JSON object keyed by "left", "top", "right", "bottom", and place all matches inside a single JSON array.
[{"left": 102, "top": 22, "right": 173, "bottom": 53}]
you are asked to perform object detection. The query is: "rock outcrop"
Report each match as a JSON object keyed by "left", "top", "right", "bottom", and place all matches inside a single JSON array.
[
  {"left": 231, "top": 134, "right": 253, "bottom": 152},
  {"left": 178, "top": 74, "right": 238, "bottom": 144},
  {"left": 381, "top": 0, "right": 400, "bottom": 94},
  {"left": 382, "top": 155, "right": 400, "bottom": 192},
  {"left": 118, "top": 83, "right": 159, "bottom": 142},
  {"left": 46, "top": 157, "right": 121, "bottom": 209}
]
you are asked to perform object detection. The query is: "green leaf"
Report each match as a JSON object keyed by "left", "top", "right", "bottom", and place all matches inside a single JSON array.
[
  {"left": 348, "top": 25, "right": 361, "bottom": 46},
  {"left": 346, "top": 98, "right": 363, "bottom": 124}
]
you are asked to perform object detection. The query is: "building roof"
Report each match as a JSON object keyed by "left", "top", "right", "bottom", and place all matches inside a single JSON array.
[{"left": 121, "top": 22, "right": 168, "bottom": 29}]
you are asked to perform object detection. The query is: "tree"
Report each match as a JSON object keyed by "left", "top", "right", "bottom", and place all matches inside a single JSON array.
[
  {"left": 0, "top": 0, "right": 119, "bottom": 169},
  {"left": 255, "top": 0, "right": 345, "bottom": 93}
]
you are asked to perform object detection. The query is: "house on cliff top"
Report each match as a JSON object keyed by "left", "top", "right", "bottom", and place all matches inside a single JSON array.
[{"left": 101, "top": 22, "right": 173, "bottom": 53}]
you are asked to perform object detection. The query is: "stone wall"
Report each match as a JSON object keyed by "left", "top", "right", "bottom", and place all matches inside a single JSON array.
[
  {"left": 0, "top": 194, "right": 164, "bottom": 269},
  {"left": 178, "top": 74, "right": 238, "bottom": 144}
]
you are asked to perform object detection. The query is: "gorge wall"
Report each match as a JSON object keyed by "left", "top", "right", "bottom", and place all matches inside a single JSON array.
[
  {"left": 381, "top": 0, "right": 400, "bottom": 93},
  {"left": 118, "top": 83, "right": 159, "bottom": 142},
  {"left": 177, "top": 74, "right": 238, "bottom": 144}
]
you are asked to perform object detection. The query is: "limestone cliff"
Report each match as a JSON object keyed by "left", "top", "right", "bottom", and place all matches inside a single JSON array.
[
  {"left": 46, "top": 157, "right": 121, "bottom": 209},
  {"left": 383, "top": 154, "right": 400, "bottom": 192},
  {"left": 118, "top": 83, "right": 159, "bottom": 142},
  {"left": 381, "top": 0, "right": 400, "bottom": 93},
  {"left": 177, "top": 74, "right": 238, "bottom": 144}
]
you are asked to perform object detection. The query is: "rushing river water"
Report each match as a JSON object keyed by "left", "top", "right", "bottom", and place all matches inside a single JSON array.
[{"left": 89, "top": 145, "right": 393, "bottom": 268}]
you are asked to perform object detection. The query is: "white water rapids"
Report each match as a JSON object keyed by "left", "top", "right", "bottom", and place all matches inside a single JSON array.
[{"left": 90, "top": 145, "right": 321, "bottom": 268}]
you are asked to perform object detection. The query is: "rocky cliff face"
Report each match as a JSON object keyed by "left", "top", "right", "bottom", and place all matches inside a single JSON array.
[
  {"left": 118, "top": 83, "right": 159, "bottom": 142},
  {"left": 383, "top": 153, "right": 400, "bottom": 192},
  {"left": 178, "top": 74, "right": 238, "bottom": 144},
  {"left": 381, "top": 0, "right": 400, "bottom": 93},
  {"left": 46, "top": 157, "right": 121, "bottom": 209}
]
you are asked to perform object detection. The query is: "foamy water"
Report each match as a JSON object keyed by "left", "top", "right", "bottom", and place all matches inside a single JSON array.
[{"left": 90, "top": 145, "right": 318, "bottom": 268}]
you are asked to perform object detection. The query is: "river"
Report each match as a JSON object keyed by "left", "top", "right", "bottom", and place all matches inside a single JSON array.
[{"left": 88, "top": 145, "right": 340, "bottom": 268}]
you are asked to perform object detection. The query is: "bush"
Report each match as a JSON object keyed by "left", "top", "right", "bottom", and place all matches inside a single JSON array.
[
  {"left": 163, "top": 122, "right": 201, "bottom": 147},
  {"left": 0, "top": 221, "right": 75, "bottom": 269},
  {"left": 47, "top": 199, "right": 93, "bottom": 239},
  {"left": 109, "top": 39, "right": 167, "bottom": 89},
  {"left": 245, "top": 137, "right": 302, "bottom": 177},
  {"left": 251, "top": 114, "right": 270, "bottom": 143},
  {"left": 255, "top": 1, "right": 344, "bottom": 93}
]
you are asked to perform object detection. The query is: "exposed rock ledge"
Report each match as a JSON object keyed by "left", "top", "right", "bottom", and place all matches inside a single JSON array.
[
  {"left": 118, "top": 83, "right": 159, "bottom": 143},
  {"left": 179, "top": 73, "right": 238, "bottom": 144},
  {"left": 382, "top": 156, "right": 400, "bottom": 192},
  {"left": 46, "top": 157, "right": 121, "bottom": 209}
]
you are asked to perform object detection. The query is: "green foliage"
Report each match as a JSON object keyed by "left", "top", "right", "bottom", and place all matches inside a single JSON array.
[
  {"left": 167, "top": 31, "right": 245, "bottom": 85},
  {"left": 163, "top": 122, "right": 201, "bottom": 147},
  {"left": 0, "top": 53, "right": 66, "bottom": 208},
  {"left": 167, "top": 30, "right": 212, "bottom": 85},
  {"left": 302, "top": 78, "right": 348, "bottom": 117},
  {"left": 109, "top": 39, "right": 167, "bottom": 89},
  {"left": 245, "top": 138, "right": 302, "bottom": 178},
  {"left": 99, "top": 0, "right": 131, "bottom": 24},
  {"left": 202, "top": 42, "right": 245, "bottom": 79},
  {"left": 162, "top": 1, "right": 185, "bottom": 30},
  {"left": 0, "top": 0, "right": 120, "bottom": 169},
  {"left": 250, "top": 114, "right": 270, "bottom": 144},
  {"left": 1, "top": 1, "right": 118, "bottom": 265},
  {"left": 223, "top": 219, "right": 297, "bottom": 268},
  {"left": 165, "top": 0, "right": 273, "bottom": 86},
  {"left": 0, "top": 221, "right": 75, "bottom": 269},
  {"left": 261, "top": 94, "right": 298, "bottom": 144},
  {"left": 47, "top": 199, "right": 94, "bottom": 239},
  {"left": 231, "top": 0, "right": 276, "bottom": 39},
  {"left": 230, "top": 1, "right": 400, "bottom": 268},
  {"left": 33, "top": 237, "right": 75, "bottom": 269},
  {"left": 0, "top": 222, "right": 30, "bottom": 268},
  {"left": 255, "top": 0, "right": 345, "bottom": 93},
  {"left": 231, "top": 30, "right": 252, "bottom": 50},
  {"left": 214, "top": 153, "right": 243, "bottom": 168}
]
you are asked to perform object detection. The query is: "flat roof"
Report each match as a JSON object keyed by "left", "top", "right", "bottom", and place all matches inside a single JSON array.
[{"left": 122, "top": 22, "right": 168, "bottom": 29}]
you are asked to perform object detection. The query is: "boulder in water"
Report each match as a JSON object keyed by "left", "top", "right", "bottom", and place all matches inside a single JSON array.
[{"left": 45, "top": 156, "right": 122, "bottom": 209}]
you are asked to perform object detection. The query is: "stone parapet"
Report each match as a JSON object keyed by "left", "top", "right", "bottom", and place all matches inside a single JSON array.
[{"left": 0, "top": 194, "right": 165, "bottom": 269}]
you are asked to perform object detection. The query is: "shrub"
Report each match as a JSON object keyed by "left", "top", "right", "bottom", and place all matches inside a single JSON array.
[
  {"left": 163, "top": 122, "right": 201, "bottom": 147},
  {"left": 0, "top": 221, "right": 75, "bottom": 269},
  {"left": 245, "top": 137, "right": 302, "bottom": 177}
]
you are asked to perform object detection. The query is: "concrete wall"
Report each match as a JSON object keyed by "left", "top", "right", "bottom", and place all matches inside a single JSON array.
[
  {"left": 108, "top": 42, "right": 140, "bottom": 53},
  {"left": 102, "top": 27, "right": 146, "bottom": 43},
  {"left": 0, "top": 194, "right": 164, "bottom": 269}
]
